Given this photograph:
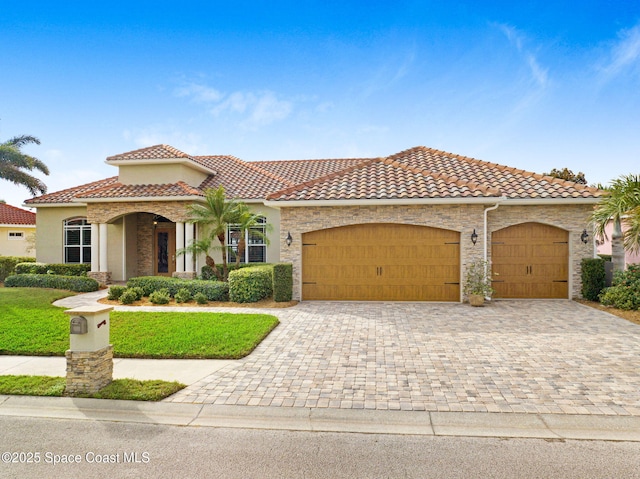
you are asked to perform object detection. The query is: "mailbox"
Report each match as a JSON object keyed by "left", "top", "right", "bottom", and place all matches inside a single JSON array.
[{"left": 70, "top": 316, "right": 88, "bottom": 334}]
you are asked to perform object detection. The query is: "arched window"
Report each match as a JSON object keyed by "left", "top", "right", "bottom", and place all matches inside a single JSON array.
[
  {"left": 227, "top": 216, "right": 267, "bottom": 263},
  {"left": 64, "top": 218, "right": 91, "bottom": 263}
]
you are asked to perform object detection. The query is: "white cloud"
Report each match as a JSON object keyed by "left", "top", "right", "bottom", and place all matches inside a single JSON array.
[
  {"left": 599, "top": 23, "right": 640, "bottom": 80},
  {"left": 175, "top": 81, "right": 293, "bottom": 128},
  {"left": 123, "top": 127, "right": 206, "bottom": 155},
  {"left": 498, "top": 24, "right": 549, "bottom": 88}
]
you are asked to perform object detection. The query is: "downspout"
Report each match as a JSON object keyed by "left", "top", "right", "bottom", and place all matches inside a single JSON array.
[{"left": 483, "top": 199, "right": 505, "bottom": 264}]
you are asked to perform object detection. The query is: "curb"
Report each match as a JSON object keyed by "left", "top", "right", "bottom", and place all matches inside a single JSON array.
[{"left": 1, "top": 395, "right": 639, "bottom": 442}]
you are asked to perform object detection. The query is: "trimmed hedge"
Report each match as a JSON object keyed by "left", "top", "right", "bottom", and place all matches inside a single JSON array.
[
  {"left": 599, "top": 264, "right": 640, "bottom": 310},
  {"left": 0, "top": 256, "right": 35, "bottom": 282},
  {"left": 273, "top": 263, "right": 293, "bottom": 302},
  {"left": 229, "top": 265, "right": 273, "bottom": 303},
  {"left": 15, "top": 262, "right": 91, "bottom": 276},
  {"left": 581, "top": 258, "right": 606, "bottom": 301},
  {"left": 126, "top": 276, "right": 229, "bottom": 301},
  {"left": 4, "top": 273, "right": 99, "bottom": 292},
  {"left": 200, "top": 262, "right": 268, "bottom": 280}
]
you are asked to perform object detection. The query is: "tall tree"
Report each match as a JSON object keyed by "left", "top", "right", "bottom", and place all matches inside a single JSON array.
[
  {"left": 591, "top": 174, "right": 640, "bottom": 272},
  {"left": 543, "top": 167, "right": 587, "bottom": 185},
  {"left": 177, "top": 186, "right": 244, "bottom": 281},
  {"left": 0, "top": 135, "right": 49, "bottom": 195}
]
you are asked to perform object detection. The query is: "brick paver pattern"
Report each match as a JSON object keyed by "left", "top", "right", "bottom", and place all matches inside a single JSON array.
[{"left": 167, "top": 301, "right": 640, "bottom": 415}]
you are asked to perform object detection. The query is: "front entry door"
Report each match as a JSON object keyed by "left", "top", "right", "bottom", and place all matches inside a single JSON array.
[{"left": 154, "top": 227, "right": 176, "bottom": 277}]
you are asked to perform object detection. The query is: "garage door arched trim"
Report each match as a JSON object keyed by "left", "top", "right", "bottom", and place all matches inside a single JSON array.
[{"left": 302, "top": 223, "right": 461, "bottom": 301}]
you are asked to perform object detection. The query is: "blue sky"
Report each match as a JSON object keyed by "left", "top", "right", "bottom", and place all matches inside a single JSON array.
[{"left": 1, "top": 1, "right": 639, "bottom": 207}]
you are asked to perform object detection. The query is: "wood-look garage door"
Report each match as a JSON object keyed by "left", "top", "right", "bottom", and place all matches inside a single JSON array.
[
  {"left": 491, "top": 222, "right": 568, "bottom": 299},
  {"left": 302, "top": 223, "right": 460, "bottom": 301}
]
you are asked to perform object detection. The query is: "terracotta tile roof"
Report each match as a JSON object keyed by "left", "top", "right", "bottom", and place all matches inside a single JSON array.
[
  {"left": 196, "top": 155, "right": 294, "bottom": 199},
  {"left": 106, "top": 144, "right": 191, "bottom": 162},
  {"left": 255, "top": 158, "right": 371, "bottom": 184},
  {"left": 386, "top": 147, "right": 603, "bottom": 199},
  {"left": 0, "top": 203, "right": 36, "bottom": 225},
  {"left": 266, "top": 157, "right": 502, "bottom": 201},
  {"left": 25, "top": 177, "right": 119, "bottom": 204},
  {"left": 75, "top": 181, "right": 205, "bottom": 199},
  {"left": 25, "top": 144, "right": 604, "bottom": 205}
]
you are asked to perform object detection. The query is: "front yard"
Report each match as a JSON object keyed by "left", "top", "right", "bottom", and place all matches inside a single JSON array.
[{"left": 0, "top": 288, "right": 279, "bottom": 358}]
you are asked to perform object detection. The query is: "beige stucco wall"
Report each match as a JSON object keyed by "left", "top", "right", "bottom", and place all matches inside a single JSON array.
[
  {"left": 0, "top": 226, "right": 36, "bottom": 257},
  {"left": 35, "top": 206, "right": 88, "bottom": 263},
  {"left": 118, "top": 164, "right": 208, "bottom": 188},
  {"left": 279, "top": 202, "right": 594, "bottom": 301}
]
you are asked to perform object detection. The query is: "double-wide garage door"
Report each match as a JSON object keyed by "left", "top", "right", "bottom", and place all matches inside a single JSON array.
[
  {"left": 302, "top": 223, "right": 460, "bottom": 301},
  {"left": 491, "top": 222, "right": 569, "bottom": 299}
]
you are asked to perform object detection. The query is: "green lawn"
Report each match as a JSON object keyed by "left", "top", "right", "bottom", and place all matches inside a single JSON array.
[{"left": 0, "top": 288, "right": 279, "bottom": 358}]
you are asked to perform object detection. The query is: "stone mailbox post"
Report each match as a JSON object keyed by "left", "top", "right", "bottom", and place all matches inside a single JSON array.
[{"left": 64, "top": 305, "right": 114, "bottom": 394}]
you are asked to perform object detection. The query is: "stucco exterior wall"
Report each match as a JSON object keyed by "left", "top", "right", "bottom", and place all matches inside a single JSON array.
[
  {"left": 35, "top": 206, "right": 88, "bottom": 263},
  {"left": 0, "top": 226, "right": 36, "bottom": 257},
  {"left": 118, "top": 164, "right": 208, "bottom": 187}
]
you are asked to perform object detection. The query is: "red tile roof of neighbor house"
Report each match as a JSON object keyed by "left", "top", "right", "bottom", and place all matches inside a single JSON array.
[
  {"left": 0, "top": 203, "right": 36, "bottom": 225},
  {"left": 24, "top": 144, "right": 603, "bottom": 205}
]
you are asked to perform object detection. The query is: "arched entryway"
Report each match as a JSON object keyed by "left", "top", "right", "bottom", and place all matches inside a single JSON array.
[
  {"left": 301, "top": 223, "right": 460, "bottom": 301},
  {"left": 491, "top": 222, "right": 569, "bottom": 298}
]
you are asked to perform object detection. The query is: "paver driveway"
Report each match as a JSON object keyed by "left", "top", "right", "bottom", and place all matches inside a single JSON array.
[{"left": 167, "top": 301, "right": 640, "bottom": 415}]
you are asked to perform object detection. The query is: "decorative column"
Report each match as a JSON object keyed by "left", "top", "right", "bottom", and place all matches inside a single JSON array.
[
  {"left": 90, "top": 223, "right": 99, "bottom": 273},
  {"left": 185, "top": 223, "right": 195, "bottom": 274},
  {"left": 176, "top": 222, "right": 185, "bottom": 273},
  {"left": 88, "top": 223, "right": 111, "bottom": 285}
]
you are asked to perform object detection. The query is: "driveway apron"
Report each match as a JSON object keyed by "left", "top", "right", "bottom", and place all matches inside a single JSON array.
[{"left": 167, "top": 301, "right": 640, "bottom": 415}]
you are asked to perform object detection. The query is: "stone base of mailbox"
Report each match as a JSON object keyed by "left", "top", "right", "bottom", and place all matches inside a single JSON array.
[{"left": 65, "top": 345, "right": 113, "bottom": 395}]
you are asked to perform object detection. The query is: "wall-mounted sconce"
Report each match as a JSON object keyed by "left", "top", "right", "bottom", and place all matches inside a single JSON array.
[
  {"left": 471, "top": 229, "right": 478, "bottom": 245},
  {"left": 580, "top": 229, "right": 589, "bottom": 244},
  {"left": 286, "top": 231, "right": 293, "bottom": 247}
]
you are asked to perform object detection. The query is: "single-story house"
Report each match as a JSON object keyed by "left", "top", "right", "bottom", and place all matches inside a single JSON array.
[
  {"left": 0, "top": 203, "right": 36, "bottom": 257},
  {"left": 25, "top": 144, "right": 603, "bottom": 301}
]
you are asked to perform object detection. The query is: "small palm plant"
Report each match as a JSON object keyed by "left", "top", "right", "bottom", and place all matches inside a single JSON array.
[{"left": 463, "top": 259, "right": 494, "bottom": 305}]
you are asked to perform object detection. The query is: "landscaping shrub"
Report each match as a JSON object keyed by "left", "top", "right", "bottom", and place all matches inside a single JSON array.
[
  {"left": 126, "top": 276, "right": 228, "bottom": 301},
  {"left": 0, "top": 256, "right": 35, "bottom": 282},
  {"left": 581, "top": 258, "right": 606, "bottom": 301},
  {"left": 4, "top": 274, "right": 99, "bottom": 292},
  {"left": 107, "top": 285, "right": 127, "bottom": 301},
  {"left": 129, "top": 287, "right": 145, "bottom": 301},
  {"left": 200, "top": 262, "right": 268, "bottom": 280},
  {"left": 119, "top": 289, "right": 138, "bottom": 305},
  {"left": 175, "top": 288, "right": 192, "bottom": 303},
  {"left": 599, "top": 264, "right": 640, "bottom": 310},
  {"left": 15, "top": 262, "right": 90, "bottom": 276},
  {"left": 194, "top": 292, "right": 208, "bottom": 304},
  {"left": 149, "top": 288, "right": 171, "bottom": 304},
  {"left": 229, "top": 265, "right": 272, "bottom": 303},
  {"left": 272, "top": 263, "right": 293, "bottom": 302}
]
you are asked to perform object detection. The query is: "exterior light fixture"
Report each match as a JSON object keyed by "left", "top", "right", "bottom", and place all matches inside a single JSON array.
[
  {"left": 286, "top": 231, "right": 293, "bottom": 247},
  {"left": 580, "top": 229, "right": 589, "bottom": 244},
  {"left": 471, "top": 229, "right": 478, "bottom": 245}
]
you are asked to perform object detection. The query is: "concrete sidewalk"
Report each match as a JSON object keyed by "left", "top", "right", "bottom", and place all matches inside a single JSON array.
[{"left": 1, "top": 395, "right": 639, "bottom": 442}]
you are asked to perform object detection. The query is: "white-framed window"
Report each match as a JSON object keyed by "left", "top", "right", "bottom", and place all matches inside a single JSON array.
[
  {"left": 227, "top": 216, "right": 267, "bottom": 263},
  {"left": 63, "top": 217, "right": 91, "bottom": 263},
  {"left": 8, "top": 231, "right": 24, "bottom": 240}
]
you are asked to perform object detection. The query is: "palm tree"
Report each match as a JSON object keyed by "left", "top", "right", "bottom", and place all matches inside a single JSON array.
[
  {"left": 591, "top": 174, "right": 640, "bottom": 272},
  {"left": 232, "top": 204, "right": 271, "bottom": 268},
  {"left": 177, "top": 186, "right": 244, "bottom": 281},
  {"left": 0, "top": 135, "right": 49, "bottom": 195}
]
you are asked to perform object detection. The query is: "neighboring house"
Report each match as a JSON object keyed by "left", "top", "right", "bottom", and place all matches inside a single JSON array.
[
  {"left": 0, "top": 203, "right": 36, "bottom": 257},
  {"left": 25, "top": 144, "right": 603, "bottom": 301},
  {"left": 596, "top": 220, "right": 640, "bottom": 267}
]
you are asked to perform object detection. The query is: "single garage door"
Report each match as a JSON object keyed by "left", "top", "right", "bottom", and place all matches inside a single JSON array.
[
  {"left": 491, "top": 222, "right": 568, "bottom": 299},
  {"left": 302, "top": 223, "right": 460, "bottom": 301}
]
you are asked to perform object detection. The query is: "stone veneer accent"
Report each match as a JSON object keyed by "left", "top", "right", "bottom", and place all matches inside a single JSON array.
[
  {"left": 280, "top": 203, "right": 594, "bottom": 301},
  {"left": 137, "top": 213, "right": 154, "bottom": 277},
  {"left": 86, "top": 201, "right": 192, "bottom": 224},
  {"left": 65, "top": 345, "right": 113, "bottom": 394},
  {"left": 87, "top": 271, "right": 112, "bottom": 285}
]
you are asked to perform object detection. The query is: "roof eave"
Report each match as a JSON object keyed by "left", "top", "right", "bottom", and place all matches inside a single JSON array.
[
  {"left": 106, "top": 158, "right": 216, "bottom": 175},
  {"left": 75, "top": 196, "right": 203, "bottom": 203},
  {"left": 500, "top": 197, "right": 602, "bottom": 205},
  {"left": 0, "top": 224, "right": 36, "bottom": 228},
  {"left": 263, "top": 196, "right": 506, "bottom": 208},
  {"left": 25, "top": 202, "right": 89, "bottom": 208}
]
